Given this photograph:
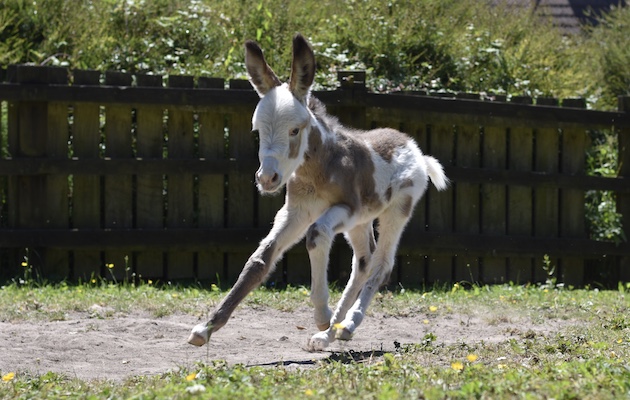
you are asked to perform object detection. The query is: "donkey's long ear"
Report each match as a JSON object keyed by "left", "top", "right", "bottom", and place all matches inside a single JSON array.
[
  {"left": 245, "top": 40, "right": 281, "bottom": 97},
  {"left": 288, "top": 34, "right": 315, "bottom": 103}
]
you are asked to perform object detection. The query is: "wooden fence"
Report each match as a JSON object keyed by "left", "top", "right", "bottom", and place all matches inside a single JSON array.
[{"left": 1, "top": 65, "right": 629, "bottom": 287}]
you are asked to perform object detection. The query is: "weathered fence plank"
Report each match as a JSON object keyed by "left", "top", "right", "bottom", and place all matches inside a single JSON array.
[
  {"left": 1, "top": 67, "right": 628, "bottom": 286},
  {"left": 71, "top": 69, "right": 102, "bottom": 280},
  {"left": 618, "top": 96, "right": 630, "bottom": 282},
  {"left": 45, "top": 98, "right": 70, "bottom": 279},
  {"left": 507, "top": 121, "right": 535, "bottom": 283},
  {"left": 165, "top": 75, "right": 196, "bottom": 280},
  {"left": 197, "top": 76, "right": 227, "bottom": 282},
  {"left": 135, "top": 74, "right": 165, "bottom": 280},
  {"left": 533, "top": 123, "right": 560, "bottom": 282},
  {"left": 225, "top": 80, "right": 258, "bottom": 282},
  {"left": 559, "top": 99, "right": 588, "bottom": 286},
  {"left": 10, "top": 66, "right": 50, "bottom": 278},
  {"left": 426, "top": 119, "right": 455, "bottom": 283},
  {"left": 481, "top": 124, "right": 508, "bottom": 282},
  {"left": 454, "top": 119, "right": 481, "bottom": 282},
  {"left": 103, "top": 71, "right": 133, "bottom": 280}
]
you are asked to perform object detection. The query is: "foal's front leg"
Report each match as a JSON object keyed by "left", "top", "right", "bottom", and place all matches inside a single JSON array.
[{"left": 188, "top": 204, "right": 310, "bottom": 346}]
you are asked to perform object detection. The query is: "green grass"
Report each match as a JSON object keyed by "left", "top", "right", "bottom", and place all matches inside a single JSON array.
[{"left": 1, "top": 281, "right": 629, "bottom": 399}]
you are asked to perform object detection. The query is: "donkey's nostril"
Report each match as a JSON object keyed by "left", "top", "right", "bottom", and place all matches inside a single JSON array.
[{"left": 271, "top": 173, "right": 279, "bottom": 183}]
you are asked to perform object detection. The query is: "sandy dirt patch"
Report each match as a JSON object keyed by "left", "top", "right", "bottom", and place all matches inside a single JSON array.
[{"left": 0, "top": 306, "right": 569, "bottom": 381}]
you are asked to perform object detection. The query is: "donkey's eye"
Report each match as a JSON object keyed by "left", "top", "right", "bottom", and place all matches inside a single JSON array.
[{"left": 290, "top": 128, "right": 300, "bottom": 137}]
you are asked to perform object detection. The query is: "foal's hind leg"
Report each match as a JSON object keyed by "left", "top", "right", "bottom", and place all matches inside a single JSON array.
[
  {"left": 306, "top": 204, "right": 355, "bottom": 331},
  {"left": 337, "top": 205, "right": 414, "bottom": 340},
  {"left": 318, "top": 223, "right": 375, "bottom": 329},
  {"left": 309, "top": 202, "right": 413, "bottom": 350}
]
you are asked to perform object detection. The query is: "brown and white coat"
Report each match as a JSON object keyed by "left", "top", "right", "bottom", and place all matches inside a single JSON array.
[{"left": 188, "top": 34, "right": 448, "bottom": 350}]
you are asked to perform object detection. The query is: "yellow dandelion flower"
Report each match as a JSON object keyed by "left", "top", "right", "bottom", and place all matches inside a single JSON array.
[
  {"left": 616, "top": 338, "right": 623, "bottom": 344},
  {"left": 305, "top": 389, "right": 314, "bottom": 396},
  {"left": 451, "top": 361, "right": 464, "bottom": 371},
  {"left": 467, "top": 354, "right": 479, "bottom": 362},
  {"left": 2, "top": 372, "right": 15, "bottom": 382},
  {"left": 429, "top": 306, "right": 438, "bottom": 312},
  {"left": 423, "top": 319, "right": 430, "bottom": 324},
  {"left": 21, "top": 261, "right": 28, "bottom": 267},
  {"left": 497, "top": 364, "right": 507, "bottom": 369},
  {"left": 107, "top": 263, "right": 114, "bottom": 269},
  {"left": 185, "top": 372, "right": 198, "bottom": 381},
  {"left": 333, "top": 323, "right": 345, "bottom": 330},
  {"left": 91, "top": 278, "right": 97, "bottom": 284},
  {"left": 148, "top": 279, "right": 153, "bottom": 285}
]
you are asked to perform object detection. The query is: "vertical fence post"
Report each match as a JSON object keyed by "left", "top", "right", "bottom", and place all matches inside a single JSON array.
[
  {"left": 44, "top": 66, "right": 71, "bottom": 279},
  {"left": 532, "top": 101, "right": 560, "bottom": 283},
  {"left": 9, "top": 65, "right": 68, "bottom": 279},
  {"left": 72, "top": 69, "right": 103, "bottom": 280},
  {"left": 507, "top": 96, "right": 535, "bottom": 283},
  {"left": 165, "top": 75, "right": 196, "bottom": 280},
  {"left": 135, "top": 74, "right": 166, "bottom": 280},
  {"left": 103, "top": 71, "right": 133, "bottom": 280},
  {"left": 197, "top": 77, "right": 227, "bottom": 282},
  {"left": 618, "top": 96, "right": 630, "bottom": 282},
  {"left": 559, "top": 98, "right": 587, "bottom": 286},
  {"left": 454, "top": 94, "right": 481, "bottom": 282},
  {"left": 225, "top": 79, "right": 258, "bottom": 284}
]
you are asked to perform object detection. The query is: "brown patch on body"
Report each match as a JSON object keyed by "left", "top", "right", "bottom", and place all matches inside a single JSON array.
[
  {"left": 362, "top": 128, "right": 410, "bottom": 162},
  {"left": 400, "top": 178, "right": 414, "bottom": 189},
  {"left": 306, "top": 226, "right": 320, "bottom": 251},
  {"left": 290, "top": 124, "right": 381, "bottom": 213},
  {"left": 400, "top": 195, "right": 414, "bottom": 217},
  {"left": 359, "top": 256, "right": 367, "bottom": 271},
  {"left": 385, "top": 186, "right": 393, "bottom": 202}
]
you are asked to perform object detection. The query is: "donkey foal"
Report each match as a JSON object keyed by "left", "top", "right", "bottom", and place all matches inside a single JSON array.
[{"left": 188, "top": 34, "right": 449, "bottom": 351}]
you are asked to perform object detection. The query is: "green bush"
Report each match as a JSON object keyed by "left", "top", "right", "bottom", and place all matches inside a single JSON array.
[
  {"left": 0, "top": 0, "right": 618, "bottom": 103},
  {"left": 583, "top": 4, "right": 630, "bottom": 110}
]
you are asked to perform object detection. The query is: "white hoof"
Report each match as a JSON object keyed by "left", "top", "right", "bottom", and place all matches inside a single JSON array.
[
  {"left": 308, "top": 331, "right": 331, "bottom": 351},
  {"left": 314, "top": 307, "right": 333, "bottom": 331},
  {"left": 335, "top": 325, "right": 354, "bottom": 341},
  {"left": 187, "top": 323, "right": 209, "bottom": 346}
]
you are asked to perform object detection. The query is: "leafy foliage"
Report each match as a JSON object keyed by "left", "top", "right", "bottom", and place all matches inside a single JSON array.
[{"left": 0, "top": 0, "right": 625, "bottom": 105}]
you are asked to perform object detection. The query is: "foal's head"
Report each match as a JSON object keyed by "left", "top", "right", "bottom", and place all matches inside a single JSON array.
[{"left": 245, "top": 34, "right": 316, "bottom": 194}]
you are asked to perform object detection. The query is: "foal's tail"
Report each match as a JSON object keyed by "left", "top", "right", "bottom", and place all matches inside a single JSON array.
[{"left": 424, "top": 156, "right": 449, "bottom": 191}]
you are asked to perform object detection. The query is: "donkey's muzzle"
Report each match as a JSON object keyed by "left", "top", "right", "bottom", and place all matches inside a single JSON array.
[{"left": 256, "top": 156, "right": 282, "bottom": 193}]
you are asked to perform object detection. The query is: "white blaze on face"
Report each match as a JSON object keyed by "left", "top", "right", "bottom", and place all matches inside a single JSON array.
[{"left": 252, "top": 85, "right": 310, "bottom": 194}]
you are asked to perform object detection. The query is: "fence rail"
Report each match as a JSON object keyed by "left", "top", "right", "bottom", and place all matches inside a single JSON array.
[{"left": 1, "top": 65, "right": 629, "bottom": 286}]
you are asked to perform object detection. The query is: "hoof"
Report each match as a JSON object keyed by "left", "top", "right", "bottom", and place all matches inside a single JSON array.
[
  {"left": 308, "top": 331, "right": 331, "bottom": 351},
  {"left": 317, "top": 322, "right": 330, "bottom": 331},
  {"left": 335, "top": 327, "right": 353, "bottom": 341},
  {"left": 187, "top": 323, "right": 209, "bottom": 346},
  {"left": 334, "top": 321, "right": 354, "bottom": 341}
]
